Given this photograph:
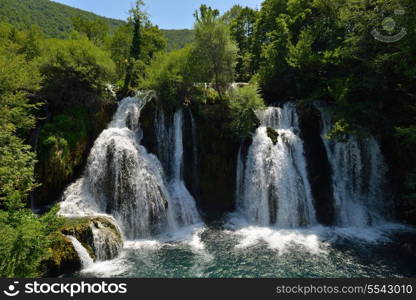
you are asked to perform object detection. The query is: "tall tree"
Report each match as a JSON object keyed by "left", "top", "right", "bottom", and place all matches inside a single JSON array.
[
  {"left": 193, "top": 5, "right": 238, "bottom": 99},
  {"left": 71, "top": 17, "right": 109, "bottom": 46},
  {"left": 123, "top": 0, "right": 146, "bottom": 92},
  {"left": 229, "top": 7, "right": 257, "bottom": 81}
]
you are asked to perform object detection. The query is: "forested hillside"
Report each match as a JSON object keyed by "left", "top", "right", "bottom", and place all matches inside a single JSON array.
[
  {"left": 0, "top": 0, "right": 124, "bottom": 37},
  {"left": 162, "top": 29, "right": 194, "bottom": 51},
  {"left": 0, "top": 0, "right": 194, "bottom": 49}
]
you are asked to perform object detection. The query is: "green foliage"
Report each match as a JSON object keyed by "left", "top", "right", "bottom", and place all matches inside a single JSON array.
[
  {"left": 228, "top": 6, "right": 258, "bottom": 82},
  {"left": 40, "top": 36, "right": 116, "bottom": 110},
  {"left": 0, "top": 0, "right": 124, "bottom": 38},
  {"left": 36, "top": 107, "right": 91, "bottom": 208},
  {"left": 141, "top": 47, "right": 195, "bottom": 110},
  {"left": 229, "top": 84, "right": 265, "bottom": 138},
  {"left": 19, "top": 25, "right": 44, "bottom": 61},
  {"left": 193, "top": 5, "right": 239, "bottom": 98},
  {"left": 162, "top": 29, "right": 194, "bottom": 51},
  {"left": 0, "top": 20, "right": 113, "bottom": 277},
  {"left": 123, "top": 1, "right": 167, "bottom": 91},
  {"left": 0, "top": 206, "right": 64, "bottom": 278},
  {"left": 72, "top": 17, "right": 109, "bottom": 46},
  {"left": 107, "top": 24, "right": 132, "bottom": 80},
  {"left": 39, "top": 108, "right": 89, "bottom": 156},
  {"left": 395, "top": 126, "right": 416, "bottom": 166},
  {"left": 0, "top": 132, "right": 37, "bottom": 210},
  {"left": 0, "top": 42, "right": 41, "bottom": 207}
]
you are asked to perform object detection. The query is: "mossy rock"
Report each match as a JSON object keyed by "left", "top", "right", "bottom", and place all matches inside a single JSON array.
[
  {"left": 267, "top": 127, "right": 279, "bottom": 145},
  {"left": 42, "top": 233, "right": 81, "bottom": 277},
  {"left": 60, "top": 217, "right": 96, "bottom": 259},
  {"left": 60, "top": 216, "right": 123, "bottom": 261}
]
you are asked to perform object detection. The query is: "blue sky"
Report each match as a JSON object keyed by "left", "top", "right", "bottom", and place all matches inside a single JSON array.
[{"left": 53, "top": 0, "right": 263, "bottom": 29}]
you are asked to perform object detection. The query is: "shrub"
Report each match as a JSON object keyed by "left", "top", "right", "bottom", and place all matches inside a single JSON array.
[
  {"left": 40, "top": 36, "right": 115, "bottom": 111},
  {"left": 0, "top": 206, "right": 64, "bottom": 278},
  {"left": 228, "top": 84, "right": 265, "bottom": 139},
  {"left": 141, "top": 47, "right": 195, "bottom": 111}
]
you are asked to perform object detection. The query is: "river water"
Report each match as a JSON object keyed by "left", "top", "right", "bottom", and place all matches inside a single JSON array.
[{"left": 77, "top": 221, "right": 415, "bottom": 278}]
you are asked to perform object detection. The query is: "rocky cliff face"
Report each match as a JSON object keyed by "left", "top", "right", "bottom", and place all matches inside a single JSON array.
[
  {"left": 297, "top": 104, "right": 334, "bottom": 226},
  {"left": 191, "top": 103, "right": 241, "bottom": 218},
  {"left": 141, "top": 100, "right": 254, "bottom": 220}
]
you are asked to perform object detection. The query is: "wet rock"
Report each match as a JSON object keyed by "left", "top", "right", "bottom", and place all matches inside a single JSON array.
[
  {"left": 42, "top": 234, "right": 81, "bottom": 277},
  {"left": 266, "top": 127, "right": 279, "bottom": 145},
  {"left": 297, "top": 103, "right": 334, "bottom": 226},
  {"left": 60, "top": 216, "right": 123, "bottom": 263}
]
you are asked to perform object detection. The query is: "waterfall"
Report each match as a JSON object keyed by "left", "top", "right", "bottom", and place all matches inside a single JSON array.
[
  {"left": 189, "top": 109, "right": 200, "bottom": 196},
  {"left": 235, "top": 148, "right": 245, "bottom": 206},
  {"left": 60, "top": 94, "right": 171, "bottom": 239},
  {"left": 153, "top": 109, "right": 202, "bottom": 229},
  {"left": 90, "top": 221, "right": 123, "bottom": 261},
  {"left": 67, "top": 236, "right": 93, "bottom": 268},
  {"left": 60, "top": 93, "right": 202, "bottom": 242},
  {"left": 236, "top": 103, "right": 316, "bottom": 228},
  {"left": 316, "top": 105, "right": 390, "bottom": 227}
]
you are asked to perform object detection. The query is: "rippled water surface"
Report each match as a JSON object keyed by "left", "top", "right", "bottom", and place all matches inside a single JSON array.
[{"left": 78, "top": 222, "right": 416, "bottom": 278}]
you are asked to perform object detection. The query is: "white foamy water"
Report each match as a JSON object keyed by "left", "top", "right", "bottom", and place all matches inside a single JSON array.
[
  {"left": 225, "top": 213, "right": 411, "bottom": 256},
  {"left": 155, "top": 109, "right": 202, "bottom": 230},
  {"left": 233, "top": 226, "right": 326, "bottom": 255},
  {"left": 90, "top": 220, "right": 123, "bottom": 261},
  {"left": 316, "top": 104, "right": 391, "bottom": 227},
  {"left": 67, "top": 236, "right": 94, "bottom": 268},
  {"left": 60, "top": 94, "right": 203, "bottom": 242},
  {"left": 81, "top": 253, "right": 129, "bottom": 277},
  {"left": 236, "top": 104, "right": 316, "bottom": 228},
  {"left": 60, "top": 95, "right": 169, "bottom": 239}
]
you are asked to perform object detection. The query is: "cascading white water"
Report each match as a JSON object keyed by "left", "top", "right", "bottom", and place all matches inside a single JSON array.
[
  {"left": 60, "top": 94, "right": 171, "bottom": 239},
  {"left": 90, "top": 221, "right": 123, "bottom": 261},
  {"left": 67, "top": 236, "right": 94, "bottom": 268},
  {"left": 235, "top": 148, "right": 245, "bottom": 207},
  {"left": 61, "top": 93, "right": 202, "bottom": 243},
  {"left": 316, "top": 105, "right": 390, "bottom": 227},
  {"left": 236, "top": 103, "right": 316, "bottom": 228},
  {"left": 155, "top": 109, "right": 202, "bottom": 229},
  {"left": 189, "top": 110, "right": 199, "bottom": 193}
]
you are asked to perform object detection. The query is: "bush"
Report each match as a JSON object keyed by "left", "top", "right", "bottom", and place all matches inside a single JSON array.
[
  {"left": 141, "top": 47, "right": 195, "bottom": 111},
  {"left": 40, "top": 36, "right": 115, "bottom": 111},
  {"left": 0, "top": 206, "right": 64, "bottom": 278},
  {"left": 228, "top": 84, "right": 265, "bottom": 139}
]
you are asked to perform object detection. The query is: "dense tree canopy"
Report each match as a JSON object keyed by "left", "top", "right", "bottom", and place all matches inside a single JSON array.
[
  {"left": 193, "top": 5, "right": 238, "bottom": 98},
  {"left": 0, "top": 23, "right": 65, "bottom": 278},
  {"left": 0, "top": 0, "right": 124, "bottom": 38}
]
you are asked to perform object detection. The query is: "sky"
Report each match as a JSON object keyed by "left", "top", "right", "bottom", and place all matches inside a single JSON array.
[{"left": 53, "top": 0, "right": 263, "bottom": 29}]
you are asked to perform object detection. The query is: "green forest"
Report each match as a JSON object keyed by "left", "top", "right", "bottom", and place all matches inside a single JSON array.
[
  {"left": 0, "top": 0, "right": 194, "bottom": 50},
  {"left": 0, "top": 0, "right": 415, "bottom": 278}
]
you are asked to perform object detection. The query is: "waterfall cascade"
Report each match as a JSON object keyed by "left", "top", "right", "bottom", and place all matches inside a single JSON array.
[
  {"left": 67, "top": 236, "right": 93, "bottom": 268},
  {"left": 316, "top": 105, "right": 390, "bottom": 227},
  {"left": 236, "top": 101, "right": 392, "bottom": 229},
  {"left": 154, "top": 109, "right": 202, "bottom": 229},
  {"left": 90, "top": 220, "right": 123, "bottom": 261},
  {"left": 236, "top": 103, "right": 316, "bottom": 228},
  {"left": 60, "top": 94, "right": 201, "bottom": 242}
]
